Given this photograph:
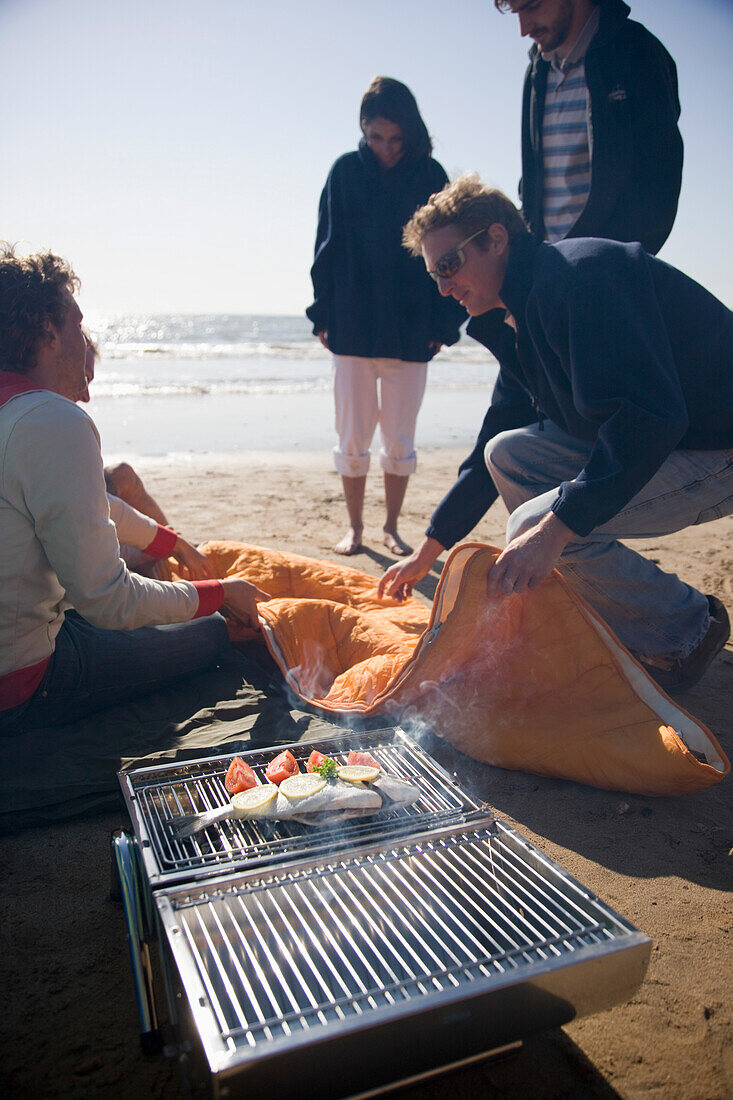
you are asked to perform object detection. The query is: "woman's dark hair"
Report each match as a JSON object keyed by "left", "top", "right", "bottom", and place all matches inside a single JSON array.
[{"left": 360, "top": 76, "right": 432, "bottom": 162}]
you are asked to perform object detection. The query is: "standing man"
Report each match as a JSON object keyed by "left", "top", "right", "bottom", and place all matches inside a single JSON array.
[
  {"left": 379, "top": 176, "right": 733, "bottom": 692},
  {"left": 0, "top": 246, "right": 269, "bottom": 730},
  {"left": 495, "top": 0, "right": 683, "bottom": 253}
]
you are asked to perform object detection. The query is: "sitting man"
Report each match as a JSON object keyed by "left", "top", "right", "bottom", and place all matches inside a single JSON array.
[
  {"left": 379, "top": 175, "right": 733, "bottom": 692},
  {"left": 0, "top": 246, "right": 269, "bottom": 729}
]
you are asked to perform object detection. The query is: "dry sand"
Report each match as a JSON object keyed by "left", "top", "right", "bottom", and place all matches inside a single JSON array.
[{"left": 1, "top": 448, "right": 731, "bottom": 1099}]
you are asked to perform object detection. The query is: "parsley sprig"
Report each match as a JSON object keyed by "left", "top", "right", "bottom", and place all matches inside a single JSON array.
[{"left": 312, "top": 756, "right": 338, "bottom": 778}]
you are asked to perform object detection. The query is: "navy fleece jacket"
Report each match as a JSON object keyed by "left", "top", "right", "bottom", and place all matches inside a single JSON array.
[
  {"left": 427, "top": 234, "right": 733, "bottom": 546},
  {"left": 520, "top": 0, "right": 683, "bottom": 254},
  {"left": 306, "top": 141, "right": 464, "bottom": 362}
]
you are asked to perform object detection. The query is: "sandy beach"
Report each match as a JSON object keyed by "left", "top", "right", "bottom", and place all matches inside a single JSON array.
[{"left": 1, "top": 447, "right": 731, "bottom": 1099}]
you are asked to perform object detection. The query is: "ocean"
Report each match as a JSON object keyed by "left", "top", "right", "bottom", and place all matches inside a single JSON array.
[{"left": 83, "top": 313, "right": 499, "bottom": 461}]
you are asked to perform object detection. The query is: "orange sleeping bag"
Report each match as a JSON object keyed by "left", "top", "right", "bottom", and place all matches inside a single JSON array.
[{"left": 199, "top": 540, "right": 729, "bottom": 797}]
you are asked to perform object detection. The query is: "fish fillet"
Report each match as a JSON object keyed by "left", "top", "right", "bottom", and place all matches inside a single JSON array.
[{"left": 168, "top": 779, "right": 383, "bottom": 840}]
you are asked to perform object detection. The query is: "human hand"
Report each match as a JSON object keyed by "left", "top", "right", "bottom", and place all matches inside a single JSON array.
[
  {"left": 429, "top": 340, "right": 444, "bottom": 355},
  {"left": 317, "top": 331, "right": 330, "bottom": 351},
  {"left": 377, "top": 537, "right": 444, "bottom": 601},
  {"left": 486, "top": 512, "right": 573, "bottom": 598},
  {"left": 219, "top": 578, "right": 272, "bottom": 631},
  {"left": 170, "top": 535, "right": 216, "bottom": 581}
]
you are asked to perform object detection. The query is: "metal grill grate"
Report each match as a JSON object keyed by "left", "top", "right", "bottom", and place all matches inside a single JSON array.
[
  {"left": 157, "top": 820, "right": 636, "bottom": 1054},
  {"left": 123, "top": 729, "right": 482, "bottom": 881}
]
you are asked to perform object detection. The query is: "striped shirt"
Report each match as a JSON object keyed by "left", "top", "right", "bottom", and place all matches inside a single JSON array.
[{"left": 541, "top": 6, "right": 600, "bottom": 242}]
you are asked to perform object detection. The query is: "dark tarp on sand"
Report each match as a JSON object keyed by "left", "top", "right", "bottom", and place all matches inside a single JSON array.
[{"left": 0, "top": 647, "right": 353, "bottom": 834}]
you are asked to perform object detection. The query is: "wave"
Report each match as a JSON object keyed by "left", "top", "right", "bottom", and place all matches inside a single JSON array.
[
  {"left": 97, "top": 340, "right": 497, "bottom": 365},
  {"left": 89, "top": 377, "right": 499, "bottom": 399},
  {"left": 84, "top": 312, "right": 497, "bottom": 365},
  {"left": 99, "top": 340, "right": 329, "bottom": 361},
  {"left": 90, "top": 379, "right": 331, "bottom": 398}
]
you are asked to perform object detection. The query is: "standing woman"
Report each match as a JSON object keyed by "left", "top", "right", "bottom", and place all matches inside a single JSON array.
[{"left": 307, "top": 76, "right": 464, "bottom": 556}]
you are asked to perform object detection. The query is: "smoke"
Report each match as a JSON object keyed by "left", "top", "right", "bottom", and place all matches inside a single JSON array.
[
  {"left": 284, "top": 586, "right": 539, "bottom": 771},
  {"left": 288, "top": 639, "right": 334, "bottom": 700},
  {"left": 393, "top": 595, "right": 527, "bottom": 757}
]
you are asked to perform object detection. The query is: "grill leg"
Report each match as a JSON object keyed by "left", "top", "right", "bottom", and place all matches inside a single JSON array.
[
  {"left": 109, "top": 829, "right": 123, "bottom": 903},
  {"left": 112, "top": 830, "right": 163, "bottom": 1055}
]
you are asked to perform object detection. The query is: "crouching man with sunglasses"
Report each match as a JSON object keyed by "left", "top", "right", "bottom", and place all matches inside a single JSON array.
[{"left": 378, "top": 174, "right": 733, "bottom": 692}]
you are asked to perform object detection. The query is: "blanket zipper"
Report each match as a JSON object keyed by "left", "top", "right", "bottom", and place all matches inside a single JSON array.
[{"left": 369, "top": 545, "right": 483, "bottom": 702}]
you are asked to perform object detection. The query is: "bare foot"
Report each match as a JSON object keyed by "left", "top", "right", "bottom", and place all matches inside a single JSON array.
[
  {"left": 333, "top": 527, "right": 363, "bottom": 555},
  {"left": 383, "top": 529, "right": 412, "bottom": 557}
]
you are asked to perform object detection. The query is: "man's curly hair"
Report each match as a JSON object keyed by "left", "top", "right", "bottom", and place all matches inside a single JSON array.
[
  {"left": 402, "top": 174, "right": 528, "bottom": 257},
  {"left": 0, "top": 245, "right": 80, "bottom": 374}
]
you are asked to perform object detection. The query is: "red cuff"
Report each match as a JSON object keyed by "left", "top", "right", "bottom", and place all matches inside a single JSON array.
[
  {"left": 193, "top": 580, "right": 225, "bottom": 618},
  {"left": 144, "top": 524, "right": 179, "bottom": 559}
]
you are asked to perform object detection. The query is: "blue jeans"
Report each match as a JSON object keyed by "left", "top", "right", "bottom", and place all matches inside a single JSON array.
[
  {"left": 0, "top": 610, "right": 231, "bottom": 731},
  {"left": 484, "top": 422, "right": 733, "bottom": 660}
]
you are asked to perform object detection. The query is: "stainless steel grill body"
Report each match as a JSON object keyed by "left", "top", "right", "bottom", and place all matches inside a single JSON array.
[
  {"left": 118, "top": 729, "right": 651, "bottom": 1097},
  {"left": 157, "top": 818, "right": 649, "bottom": 1098}
]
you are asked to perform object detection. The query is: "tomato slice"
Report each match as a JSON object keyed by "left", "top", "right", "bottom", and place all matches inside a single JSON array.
[
  {"left": 306, "top": 750, "right": 326, "bottom": 773},
  {"left": 265, "top": 749, "right": 300, "bottom": 786},
  {"left": 224, "top": 756, "right": 258, "bottom": 794},
  {"left": 347, "top": 750, "right": 381, "bottom": 770}
]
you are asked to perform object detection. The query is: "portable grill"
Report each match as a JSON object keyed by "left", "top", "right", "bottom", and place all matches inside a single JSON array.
[{"left": 115, "top": 726, "right": 651, "bottom": 1098}]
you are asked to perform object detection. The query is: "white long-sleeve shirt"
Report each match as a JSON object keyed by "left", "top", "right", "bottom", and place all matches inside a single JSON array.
[
  {"left": 106, "top": 492, "right": 176, "bottom": 570},
  {"left": 108, "top": 493, "right": 159, "bottom": 549},
  {"left": 0, "top": 381, "right": 221, "bottom": 705}
]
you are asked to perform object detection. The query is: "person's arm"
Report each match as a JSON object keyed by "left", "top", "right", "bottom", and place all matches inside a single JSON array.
[
  {"left": 12, "top": 402, "right": 220, "bottom": 628},
  {"left": 426, "top": 368, "right": 536, "bottom": 551},
  {"left": 629, "top": 33, "right": 683, "bottom": 253},
  {"left": 107, "top": 493, "right": 159, "bottom": 550},
  {"left": 379, "top": 369, "right": 536, "bottom": 601},
  {"left": 571, "top": 29, "right": 683, "bottom": 254},
  {"left": 424, "top": 422, "right": 501, "bottom": 552},
  {"left": 378, "top": 536, "right": 446, "bottom": 601},
  {"left": 518, "top": 56, "right": 546, "bottom": 240},
  {"left": 617, "top": 33, "right": 682, "bottom": 253},
  {"left": 486, "top": 511, "right": 574, "bottom": 597},
  {"left": 431, "top": 294, "right": 465, "bottom": 352},
  {"left": 427, "top": 161, "right": 468, "bottom": 349},
  {"left": 108, "top": 494, "right": 214, "bottom": 580},
  {"left": 306, "top": 165, "right": 339, "bottom": 338},
  {"left": 218, "top": 577, "right": 271, "bottom": 631}
]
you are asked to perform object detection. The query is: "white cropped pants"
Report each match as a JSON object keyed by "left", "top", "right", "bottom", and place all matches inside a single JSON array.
[{"left": 332, "top": 355, "right": 427, "bottom": 478}]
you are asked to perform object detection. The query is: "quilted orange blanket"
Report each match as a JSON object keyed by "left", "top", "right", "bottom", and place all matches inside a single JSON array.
[{"left": 198, "top": 540, "right": 729, "bottom": 797}]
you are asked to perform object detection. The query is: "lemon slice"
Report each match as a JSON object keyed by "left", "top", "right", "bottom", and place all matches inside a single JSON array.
[
  {"left": 231, "top": 785, "right": 279, "bottom": 813},
  {"left": 279, "top": 773, "right": 327, "bottom": 800},
  {"left": 337, "top": 764, "right": 380, "bottom": 783}
]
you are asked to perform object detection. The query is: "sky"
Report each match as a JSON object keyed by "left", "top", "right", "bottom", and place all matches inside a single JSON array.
[{"left": 1, "top": 0, "right": 731, "bottom": 315}]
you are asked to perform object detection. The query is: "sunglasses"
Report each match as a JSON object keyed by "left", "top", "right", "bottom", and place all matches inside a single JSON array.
[{"left": 427, "top": 229, "right": 486, "bottom": 281}]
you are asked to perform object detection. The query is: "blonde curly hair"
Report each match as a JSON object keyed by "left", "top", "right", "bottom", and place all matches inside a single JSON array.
[{"left": 402, "top": 174, "right": 528, "bottom": 256}]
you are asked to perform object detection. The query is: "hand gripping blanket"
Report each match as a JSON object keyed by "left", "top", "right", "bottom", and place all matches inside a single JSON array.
[{"left": 202, "top": 541, "right": 729, "bottom": 797}]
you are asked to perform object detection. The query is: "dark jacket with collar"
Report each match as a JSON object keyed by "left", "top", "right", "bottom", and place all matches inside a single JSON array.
[
  {"left": 306, "top": 141, "right": 464, "bottom": 362},
  {"left": 520, "top": 0, "right": 683, "bottom": 254},
  {"left": 426, "top": 233, "right": 733, "bottom": 547}
]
